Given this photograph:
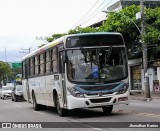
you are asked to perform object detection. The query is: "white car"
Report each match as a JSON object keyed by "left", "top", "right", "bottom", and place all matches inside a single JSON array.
[{"left": 1, "top": 86, "right": 14, "bottom": 99}]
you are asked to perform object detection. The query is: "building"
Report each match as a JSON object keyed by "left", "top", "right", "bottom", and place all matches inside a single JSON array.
[{"left": 107, "top": 0, "right": 160, "bottom": 12}]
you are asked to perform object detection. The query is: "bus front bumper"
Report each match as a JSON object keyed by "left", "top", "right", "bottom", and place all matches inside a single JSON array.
[{"left": 66, "top": 92, "right": 130, "bottom": 110}]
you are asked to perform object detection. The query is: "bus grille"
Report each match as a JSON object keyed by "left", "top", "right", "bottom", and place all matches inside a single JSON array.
[
  {"left": 90, "top": 98, "right": 112, "bottom": 103},
  {"left": 86, "top": 92, "right": 113, "bottom": 96},
  {"left": 80, "top": 84, "right": 119, "bottom": 91}
]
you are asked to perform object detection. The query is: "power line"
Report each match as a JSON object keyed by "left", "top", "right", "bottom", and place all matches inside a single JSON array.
[
  {"left": 29, "top": 36, "right": 49, "bottom": 52},
  {"left": 71, "top": 0, "right": 101, "bottom": 29},
  {"left": 80, "top": 0, "right": 108, "bottom": 26},
  {"left": 80, "top": 0, "right": 113, "bottom": 26},
  {"left": 30, "top": 38, "right": 37, "bottom": 50},
  {"left": 30, "top": 39, "right": 40, "bottom": 51}
]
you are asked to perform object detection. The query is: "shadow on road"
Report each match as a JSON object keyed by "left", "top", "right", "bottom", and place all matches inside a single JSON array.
[{"left": 35, "top": 106, "right": 127, "bottom": 118}]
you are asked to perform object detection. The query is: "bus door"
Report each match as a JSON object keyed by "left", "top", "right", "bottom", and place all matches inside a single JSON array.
[{"left": 59, "top": 51, "right": 67, "bottom": 107}]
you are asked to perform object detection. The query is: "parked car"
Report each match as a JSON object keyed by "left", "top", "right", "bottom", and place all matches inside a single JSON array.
[
  {"left": 1, "top": 86, "right": 14, "bottom": 99},
  {"left": 11, "top": 85, "right": 24, "bottom": 102}
]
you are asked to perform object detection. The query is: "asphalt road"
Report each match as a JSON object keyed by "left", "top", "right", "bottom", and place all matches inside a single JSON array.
[{"left": 0, "top": 98, "right": 160, "bottom": 131}]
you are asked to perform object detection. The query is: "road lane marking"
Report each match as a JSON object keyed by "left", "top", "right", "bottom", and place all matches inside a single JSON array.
[
  {"left": 135, "top": 113, "right": 160, "bottom": 119},
  {"left": 76, "top": 123, "right": 103, "bottom": 131},
  {"left": 0, "top": 101, "right": 8, "bottom": 104},
  {"left": 113, "top": 109, "right": 160, "bottom": 119},
  {"left": 35, "top": 111, "right": 44, "bottom": 115},
  {"left": 93, "top": 128, "right": 102, "bottom": 131},
  {"left": 66, "top": 119, "right": 104, "bottom": 131},
  {"left": 13, "top": 105, "right": 21, "bottom": 108}
]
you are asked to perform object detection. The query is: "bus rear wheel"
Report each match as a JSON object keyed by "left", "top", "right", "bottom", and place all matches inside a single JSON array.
[
  {"left": 102, "top": 105, "right": 113, "bottom": 115},
  {"left": 14, "top": 96, "right": 17, "bottom": 102},
  {"left": 32, "top": 93, "right": 40, "bottom": 111},
  {"left": 55, "top": 94, "right": 67, "bottom": 117}
]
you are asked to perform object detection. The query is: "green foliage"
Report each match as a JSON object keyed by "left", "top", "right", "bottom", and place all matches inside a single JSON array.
[
  {"left": 0, "top": 61, "right": 12, "bottom": 81},
  {"left": 46, "top": 33, "right": 67, "bottom": 42},
  {"left": 99, "top": 5, "right": 160, "bottom": 60},
  {"left": 38, "top": 44, "right": 46, "bottom": 48},
  {"left": 68, "top": 26, "right": 97, "bottom": 34},
  {"left": 145, "top": 7, "right": 160, "bottom": 44},
  {"left": 99, "top": 5, "right": 141, "bottom": 44}
]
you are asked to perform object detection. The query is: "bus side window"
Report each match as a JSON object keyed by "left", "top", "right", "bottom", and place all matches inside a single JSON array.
[
  {"left": 35, "top": 55, "right": 39, "bottom": 75},
  {"left": 45, "top": 50, "right": 51, "bottom": 73},
  {"left": 51, "top": 47, "right": 58, "bottom": 73},
  {"left": 40, "top": 53, "right": 44, "bottom": 74},
  {"left": 24, "top": 59, "right": 29, "bottom": 79}
]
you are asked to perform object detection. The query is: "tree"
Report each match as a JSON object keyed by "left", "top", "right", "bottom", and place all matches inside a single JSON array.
[
  {"left": 0, "top": 61, "right": 13, "bottom": 85},
  {"left": 99, "top": 5, "right": 141, "bottom": 51},
  {"left": 68, "top": 26, "right": 97, "bottom": 34},
  {"left": 46, "top": 27, "right": 97, "bottom": 43},
  {"left": 38, "top": 44, "right": 46, "bottom": 48},
  {"left": 99, "top": 5, "right": 160, "bottom": 60},
  {"left": 145, "top": 7, "right": 160, "bottom": 61},
  {"left": 46, "top": 33, "right": 67, "bottom": 42}
]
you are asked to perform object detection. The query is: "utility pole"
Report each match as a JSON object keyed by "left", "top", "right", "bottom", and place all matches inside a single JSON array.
[{"left": 140, "top": 0, "right": 151, "bottom": 99}]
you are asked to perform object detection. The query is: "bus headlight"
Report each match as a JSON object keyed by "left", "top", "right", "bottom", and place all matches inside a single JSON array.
[
  {"left": 116, "top": 84, "right": 128, "bottom": 95},
  {"left": 67, "top": 87, "right": 85, "bottom": 98}
]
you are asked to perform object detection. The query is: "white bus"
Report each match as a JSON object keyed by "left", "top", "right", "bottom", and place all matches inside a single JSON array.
[{"left": 22, "top": 32, "right": 130, "bottom": 116}]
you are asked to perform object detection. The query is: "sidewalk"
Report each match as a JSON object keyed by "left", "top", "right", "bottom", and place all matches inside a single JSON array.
[{"left": 130, "top": 93, "right": 160, "bottom": 101}]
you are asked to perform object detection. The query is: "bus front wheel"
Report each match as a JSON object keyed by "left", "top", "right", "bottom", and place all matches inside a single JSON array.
[
  {"left": 102, "top": 105, "right": 113, "bottom": 115},
  {"left": 55, "top": 94, "right": 67, "bottom": 117}
]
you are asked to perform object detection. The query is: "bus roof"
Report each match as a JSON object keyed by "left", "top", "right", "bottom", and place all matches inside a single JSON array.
[
  {"left": 22, "top": 36, "right": 64, "bottom": 61},
  {"left": 22, "top": 32, "right": 123, "bottom": 61}
]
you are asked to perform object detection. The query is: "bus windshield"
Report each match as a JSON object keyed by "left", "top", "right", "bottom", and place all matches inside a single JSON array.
[{"left": 67, "top": 47, "right": 128, "bottom": 83}]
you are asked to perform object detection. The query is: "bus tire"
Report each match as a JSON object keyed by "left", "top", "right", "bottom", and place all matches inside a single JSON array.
[
  {"left": 32, "top": 92, "right": 40, "bottom": 111},
  {"left": 55, "top": 94, "right": 67, "bottom": 117},
  {"left": 14, "top": 96, "right": 17, "bottom": 102},
  {"left": 102, "top": 105, "right": 113, "bottom": 115}
]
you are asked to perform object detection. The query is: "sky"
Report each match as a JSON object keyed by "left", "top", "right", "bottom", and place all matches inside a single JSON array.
[{"left": 0, "top": 0, "right": 118, "bottom": 62}]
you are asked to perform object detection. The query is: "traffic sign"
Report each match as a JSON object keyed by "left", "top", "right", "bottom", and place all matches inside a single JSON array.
[{"left": 12, "top": 62, "right": 22, "bottom": 69}]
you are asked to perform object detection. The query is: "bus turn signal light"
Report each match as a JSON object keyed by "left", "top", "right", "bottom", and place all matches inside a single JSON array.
[{"left": 118, "top": 97, "right": 128, "bottom": 101}]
